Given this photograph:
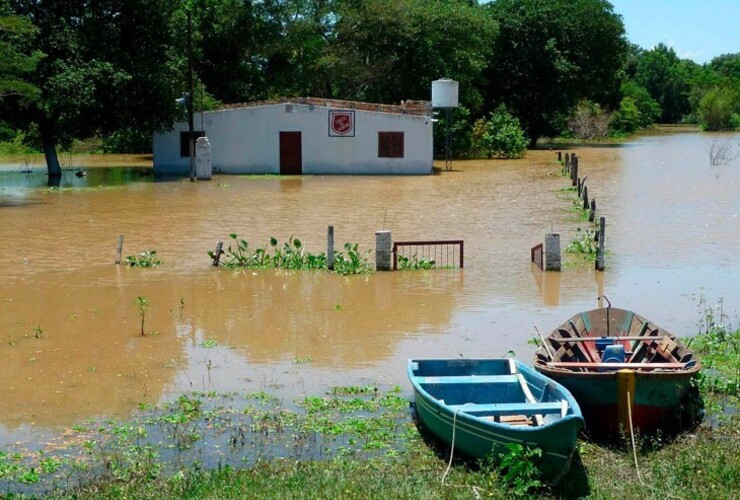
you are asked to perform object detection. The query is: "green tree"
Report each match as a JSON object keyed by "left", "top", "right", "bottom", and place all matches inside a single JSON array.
[
  {"left": 610, "top": 81, "right": 661, "bottom": 133},
  {"left": 3, "top": 0, "right": 183, "bottom": 180},
  {"left": 708, "top": 53, "right": 740, "bottom": 80},
  {"left": 471, "top": 105, "right": 528, "bottom": 159},
  {"left": 329, "top": 0, "right": 496, "bottom": 111},
  {"left": 633, "top": 43, "right": 697, "bottom": 123},
  {"left": 188, "top": 0, "right": 265, "bottom": 102},
  {"left": 0, "top": 9, "right": 41, "bottom": 101},
  {"left": 484, "top": 0, "right": 627, "bottom": 146},
  {"left": 621, "top": 81, "right": 661, "bottom": 127},
  {"left": 187, "top": 0, "right": 338, "bottom": 102}
]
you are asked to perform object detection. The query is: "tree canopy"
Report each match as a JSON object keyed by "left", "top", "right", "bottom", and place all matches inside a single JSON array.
[
  {"left": 1, "top": 0, "right": 183, "bottom": 176},
  {"left": 484, "top": 0, "right": 627, "bottom": 144},
  {"left": 0, "top": 0, "right": 738, "bottom": 172},
  {"left": 0, "top": 11, "right": 41, "bottom": 101}
]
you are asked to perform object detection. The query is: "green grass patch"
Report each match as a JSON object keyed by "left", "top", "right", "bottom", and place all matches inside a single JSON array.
[{"left": 1, "top": 303, "right": 738, "bottom": 498}]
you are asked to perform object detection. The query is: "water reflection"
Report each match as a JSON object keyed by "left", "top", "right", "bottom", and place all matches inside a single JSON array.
[
  {"left": 531, "top": 266, "right": 562, "bottom": 306},
  {"left": 0, "top": 133, "right": 738, "bottom": 441},
  {"left": 0, "top": 269, "right": 184, "bottom": 430},
  {"left": 0, "top": 167, "right": 152, "bottom": 190}
]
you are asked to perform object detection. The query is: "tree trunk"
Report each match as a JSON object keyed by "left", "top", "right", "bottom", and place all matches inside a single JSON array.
[{"left": 39, "top": 118, "right": 62, "bottom": 179}]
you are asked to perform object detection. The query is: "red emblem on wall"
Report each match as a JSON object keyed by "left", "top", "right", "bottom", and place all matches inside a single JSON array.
[{"left": 329, "top": 110, "right": 355, "bottom": 137}]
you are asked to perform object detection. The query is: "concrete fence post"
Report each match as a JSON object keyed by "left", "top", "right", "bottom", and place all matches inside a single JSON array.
[
  {"left": 375, "top": 230, "right": 392, "bottom": 271},
  {"left": 545, "top": 233, "right": 561, "bottom": 272},
  {"left": 327, "top": 226, "right": 335, "bottom": 270},
  {"left": 195, "top": 136, "right": 212, "bottom": 180}
]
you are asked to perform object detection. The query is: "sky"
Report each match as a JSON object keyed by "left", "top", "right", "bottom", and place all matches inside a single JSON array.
[{"left": 609, "top": 0, "right": 740, "bottom": 64}]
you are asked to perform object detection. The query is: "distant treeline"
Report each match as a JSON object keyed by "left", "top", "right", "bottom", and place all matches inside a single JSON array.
[{"left": 1, "top": 0, "right": 738, "bottom": 164}]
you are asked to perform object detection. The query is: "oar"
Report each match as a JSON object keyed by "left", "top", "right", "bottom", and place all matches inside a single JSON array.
[{"left": 534, "top": 325, "right": 555, "bottom": 359}]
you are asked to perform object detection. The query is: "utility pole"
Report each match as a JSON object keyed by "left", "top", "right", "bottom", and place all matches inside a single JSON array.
[{"left": 187, "top": 9, "right": 195, "bottom": 181}]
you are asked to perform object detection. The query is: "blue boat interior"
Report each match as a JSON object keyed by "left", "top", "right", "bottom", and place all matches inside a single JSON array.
[
  {"left": 410, "top": 359, "right": 569, "bottom": 422},
  {"left": 411, "top": 359, "right": 512, "bottom": 378},
  {"left": 419, "top": 375, "right": 525, "bottom": 406}
]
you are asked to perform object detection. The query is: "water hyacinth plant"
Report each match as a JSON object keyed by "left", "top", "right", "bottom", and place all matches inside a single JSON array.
[
  {"left": 210, "top": 234, "right": 370, "bottom": 275},
  {"left": 332, "top": 243, "right": 372, "bottom": 276},
  {"left": 396, "top": 254, "right": 436, "bottom": 270},
  {"left": 124, "top": 250, "right": 162, "bottom": 268},
  {"left": 566, "top": 228, "right": 599, "bottom": 258}
]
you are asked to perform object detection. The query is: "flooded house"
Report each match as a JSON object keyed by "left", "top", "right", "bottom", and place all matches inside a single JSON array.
[{"left": 152, "top": 98, "right": 434, "bottom": 176}]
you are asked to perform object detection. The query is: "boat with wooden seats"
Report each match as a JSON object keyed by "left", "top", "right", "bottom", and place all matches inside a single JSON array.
[
  {"left": 533, "top": 306, "right": 701, "bottom": 437},
  {"left": 408, "top": 358, "right": 583, "bottom": 481}
]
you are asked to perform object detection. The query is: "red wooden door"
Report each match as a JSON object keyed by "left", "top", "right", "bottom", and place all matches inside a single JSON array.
[{"left": 279, "top": 132, "right": 302, "bottom": 175}]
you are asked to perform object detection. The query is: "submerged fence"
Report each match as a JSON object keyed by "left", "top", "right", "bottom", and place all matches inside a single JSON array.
[
  {"left": 559, "top": 152, "right": 606, "bottom": 271},
  {"left": 392, "top": 240, "right": 464, "bottom": 270},
  {"left": 531, "top": 243, "right": 543, "bottom": 270}
]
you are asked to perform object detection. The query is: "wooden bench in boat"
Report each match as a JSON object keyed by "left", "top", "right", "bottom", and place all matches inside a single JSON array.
[
  {"left": 418, "top": 374, "right": 518, "bottom": 385},
  {"left": 546, "top": 361, "right": 690, "bottom": 370},
  {"left": 447, "top": 401, "right": 567, "bottom": 417}
]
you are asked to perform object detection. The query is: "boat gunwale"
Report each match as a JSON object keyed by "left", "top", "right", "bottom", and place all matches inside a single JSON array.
[
  {"left": 533, "top": 307, "right": 702, "bottom": 376},
  {"left": 408, "top": 358, "right": 584, "bottom": 434}
]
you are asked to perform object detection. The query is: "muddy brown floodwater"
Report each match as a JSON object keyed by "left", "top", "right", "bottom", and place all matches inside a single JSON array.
[{"left": 0, "top": 131, "right": 738, "bottom": 444}]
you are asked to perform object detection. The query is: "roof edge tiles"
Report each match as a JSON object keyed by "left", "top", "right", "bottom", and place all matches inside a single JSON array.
[{"left": 219, "top": 97, "right": 430, "bottom": 116}]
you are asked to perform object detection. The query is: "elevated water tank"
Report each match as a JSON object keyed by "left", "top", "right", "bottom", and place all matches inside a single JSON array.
[{"left": 431, "top": 78, "right": 459, "bottom": 108}]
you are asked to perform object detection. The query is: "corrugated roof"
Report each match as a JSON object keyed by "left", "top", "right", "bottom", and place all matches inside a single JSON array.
[{"left": 219, "top": 97, "right": 431, "bottom": 116}]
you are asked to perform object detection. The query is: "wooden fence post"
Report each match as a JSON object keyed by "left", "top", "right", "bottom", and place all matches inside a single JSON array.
[
  {"left": 589, "top": 200, "right": 596, "bottom": 222},
  {"left": 212, "top": 241, "right": 223, "bottom": 266},
  {"left": 583, "top": 185, "right": 589, "bottom": 209},
  {"left": 115, "top": 235, "right": 124, "bottom": 265},
  {"left": 596, "top": 217, "right": 606, "bottom": 271},
  {"left": 571, "top": 155, "right": 579, "bottom": 186},
  {"left": 327, "top": 226, "right": 335, "bottom": 270}
]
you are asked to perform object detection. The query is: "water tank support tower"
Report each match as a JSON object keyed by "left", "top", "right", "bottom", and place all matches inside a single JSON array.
[{"left": 431, "top": 78, "right": 459, "bottom": 171}]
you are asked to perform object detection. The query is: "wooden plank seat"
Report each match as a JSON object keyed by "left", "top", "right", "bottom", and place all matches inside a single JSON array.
[
  {"left": 447, "top": 401, "right": 565, "bottom": 417},
  {"left": 419, "top": 374, "right": 518, "bottom": 385},
  {"left": 546, "top": 361, "right": 688, "bottom": 370}
]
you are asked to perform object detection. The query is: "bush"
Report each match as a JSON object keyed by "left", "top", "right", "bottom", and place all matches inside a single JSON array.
[
  {"left": 610, "top": 97, "right": 641, "bottom": 134},
  {"left": 471, "top": 105, "right": 528, "bottom": 159},
  {"left": 619, "top": 81, "right": 661, "bottom": 129},
  {"left": 567, "top": 100, "right": 610, "bottom": 140},
  {"left": 102, "top": 128, "right": 153, "bottom": 154},
  {"left": 730, "top": 113, "right": 740, "bottom": 130},
  {"left": 0, "top": 131, "right": 37, "bottom": 155},
  {"left": 698, "top": 86, "right": 740, "bottom": 131},
  {"left": 611, "top": 82, "right": 662, "bottom": 134}
]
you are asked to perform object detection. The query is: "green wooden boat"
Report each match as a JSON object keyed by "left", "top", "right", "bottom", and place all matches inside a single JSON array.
[
  {"left": 533, "top": 307, "right": 701, "bottom": 438},
  {"left": 408, "top": 358, "right": 583, "bottom": 482}
]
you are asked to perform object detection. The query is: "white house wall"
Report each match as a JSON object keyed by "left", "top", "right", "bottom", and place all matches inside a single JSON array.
[{"left": 153, "top": 103, "right": 433, "bottom": 175}]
